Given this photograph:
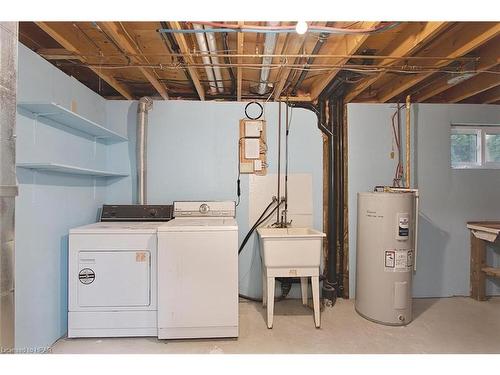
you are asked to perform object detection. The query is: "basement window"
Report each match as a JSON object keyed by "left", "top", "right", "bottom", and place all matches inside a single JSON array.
[{"left": 451, "top": 124, "right": 500, "bottom": 169}]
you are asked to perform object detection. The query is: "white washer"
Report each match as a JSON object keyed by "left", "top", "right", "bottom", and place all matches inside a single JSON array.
[
  {"left": 68, "top": 221, "right": 162, "bottom": 338},
  {"left": 157, "top": 201, "right": 239, "bottom": 339}
]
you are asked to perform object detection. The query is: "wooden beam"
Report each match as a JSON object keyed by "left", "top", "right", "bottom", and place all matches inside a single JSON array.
[
  {"left": 237, "top": 21, "right": 244, "bottom": 102},
  {"left": 309, "top": 22, "right": 381, "bottom": 101},
  {"left": 467, "top": 86, "right": 500, "bottom": 104},
  {"left": 439, "top": 70, "right": 500, "bottom": 103},
  {"left": 376, "top": 22, "right": 500, "bottom": 103},
  {"left": 413, "top": 39, "right": 499, "bottom": 102},
  {"left": 35, "top": 22, "right": 134, "bottom": 100},
  {"left": 37, "top": 48, "right": 83, "bottom": 61},
  {"left": 345, "top": 22, "right": 448, "bottom": 103},
  {"left": 169, "top": 21, "right": 205, "bottom": 101},
  {"left": 98, "top": 22, "right": 168, "bottom": 100},
  {"left": 273, "top": 34, "right": 306, "bottom": 100}
]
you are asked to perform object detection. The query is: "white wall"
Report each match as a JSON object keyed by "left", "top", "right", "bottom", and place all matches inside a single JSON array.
[
  {"left": 348, "top": 103, "right": 500, "bottom": 298},
  {"left": 15, "top": 44, "right": 122, "bottom": 348}
]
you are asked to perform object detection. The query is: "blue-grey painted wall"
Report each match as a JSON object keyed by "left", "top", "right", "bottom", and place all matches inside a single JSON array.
[
  {"left": 105, "top": 101, "right": 324, "bottom": 298},
  {"left": 348, "top": 103, "right": 500, "bottom": 298},
  {"left": 15, "top": 44, "right": 125, "bottom": 348}
]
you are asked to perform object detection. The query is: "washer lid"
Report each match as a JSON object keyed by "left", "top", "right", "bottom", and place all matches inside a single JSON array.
[
  {"left": 70, "top": 221, "right": 164, "bottom": 234},
  {"left": 157, "top": 218, "right": 238, "bottom": 232}
]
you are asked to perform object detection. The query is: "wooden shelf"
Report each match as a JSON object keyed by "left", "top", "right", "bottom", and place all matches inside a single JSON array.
[
  {"left": 17, "top": 163, "right": 128, "bottom": 177},
  {"left": 17, "top": 102, "right": 128, "bottom": 143},
  {"left": 482, "top": 267, "right": 500, "bottom": 278}
]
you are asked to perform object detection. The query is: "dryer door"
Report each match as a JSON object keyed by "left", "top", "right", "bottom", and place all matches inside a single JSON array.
[{"left": 77, "top": 250, "right": 151, "bottom": 307}]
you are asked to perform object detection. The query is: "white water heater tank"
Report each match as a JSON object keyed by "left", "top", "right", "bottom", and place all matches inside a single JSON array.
[{"left": 355, "top": 190, "right": 417, "bottom": 325}]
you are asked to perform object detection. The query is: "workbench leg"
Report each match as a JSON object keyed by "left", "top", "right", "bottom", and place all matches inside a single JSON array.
[{"left": 470, "top": 234, "right": 487, "bottom": 301}]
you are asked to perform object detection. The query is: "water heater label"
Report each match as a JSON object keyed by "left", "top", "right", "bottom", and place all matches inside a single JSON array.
[
  {"left": 385, "top": 249, "right": 413, "bottom": 272},
  {"left": 397, "top": 213, "right": 410, "bottom": 239}
]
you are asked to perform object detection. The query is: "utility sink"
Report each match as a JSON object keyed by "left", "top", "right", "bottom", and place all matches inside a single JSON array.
[{"left": 257, "top": 227, "right": 326, "bottom": 268}]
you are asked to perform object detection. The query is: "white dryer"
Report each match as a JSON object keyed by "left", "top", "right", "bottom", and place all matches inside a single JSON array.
[
  {"left": 68, "top": 205, "right": 172, "bottom": 338},
  {"left": 157, "top": 201, "right": 239, "bottom": 339}
]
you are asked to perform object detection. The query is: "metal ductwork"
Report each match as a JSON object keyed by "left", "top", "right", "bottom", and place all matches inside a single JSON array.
[
  {"left": 205, "top": 30, "right": 224, "bottom": 93},
  {"left": 256, "top": 22, "right": 279, "bottom": 95},
  {"left": 0, "top": 21, "right": 18, "bottom": 351},
  {"left": 137, "top": 97, "right": 153, "bottom": 205},
  {"left": 193, "top": 24, "right": 218, "bottom": 94}
]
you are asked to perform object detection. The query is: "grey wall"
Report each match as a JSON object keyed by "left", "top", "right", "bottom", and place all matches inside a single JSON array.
[
  {"left": 106, "top": 101, "right": 324, "bottom": 298},
  {"left": 348, "top": 103, "right": 500, "bottom": 298}
]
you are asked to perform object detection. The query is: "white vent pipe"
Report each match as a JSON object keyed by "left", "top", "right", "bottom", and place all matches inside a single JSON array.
[
  {"left": 205, "top": 29, "right": 224, "bottom": 93},
  {"left": 257, "top": 22, "right": 280, "bottom": 95},
  {"left": 137, "top": 97, "right": 153, "bottom": 205},
  {"left": 193, "top": 23, "right": 218, "bottom": 94}
]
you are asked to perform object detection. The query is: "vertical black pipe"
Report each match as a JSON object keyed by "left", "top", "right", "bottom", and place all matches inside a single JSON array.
[
  {"left": 336, "top": 97, "right": 345, "bottom": 297},
  {"left": 324, "top": 98, "right": 338, "bottom": 303}
]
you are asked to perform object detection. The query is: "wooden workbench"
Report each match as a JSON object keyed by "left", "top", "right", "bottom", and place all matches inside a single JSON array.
[{"left": 467, "top": 221, "right": 500, "bottom": 301}]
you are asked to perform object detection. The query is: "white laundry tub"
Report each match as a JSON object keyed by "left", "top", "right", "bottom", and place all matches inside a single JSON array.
[{"left": 257, "top": 227, "right": 326, "bottom": 268}]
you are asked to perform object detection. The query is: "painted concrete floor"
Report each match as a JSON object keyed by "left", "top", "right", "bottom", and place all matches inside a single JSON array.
[{"left": 51, "top": 297, "right": 500, "bottom": 354}]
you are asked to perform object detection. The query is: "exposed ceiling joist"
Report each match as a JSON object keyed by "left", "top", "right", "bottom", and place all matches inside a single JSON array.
[
  {"left": 309, "top": 21, "right": 381, "bottom": 101},
  {"left": 273, "top": 34, "right": 306, "bottom": 100},
  {"left": 376, "top": 22, "right": 500, "bottom": 103},
  {"left": 37, "top": 48, "right": 83, "bottom": 61},
  {"left": 35, "top": 22, "right": 134, "bottom": 100},
  {"left": 468, "top": 86, "right": 500, "bottom": 104},
  {"left": 237, "top": 21, "right": 244, "bottom": 102},
  {"left": 442, "top": 70, "right": 500, "bottom": 103},
  {"left": 169, "top": 21, "right": 206, "bottom": 101},
  {"left": 412, "top": 39, "right": 499, "bottom": 102},
  {"left": 98, "top": 22, "right": 169, "bottom": 100},
  {"left": 345, "top": 22, "right": 449, "bottom": 103}
]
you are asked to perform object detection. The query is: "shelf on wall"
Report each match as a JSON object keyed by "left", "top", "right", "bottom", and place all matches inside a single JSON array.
[
  {"left": 16, "top": 163, "right": 128, "bottom": 177},
  {"left": 17, "top": 102, "right": 128, "bottom": 143}
]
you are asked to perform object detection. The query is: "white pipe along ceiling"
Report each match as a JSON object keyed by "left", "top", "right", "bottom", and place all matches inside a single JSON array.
[
  {"left": 257, "top": 21, "right": 280, "bottom": 95},
  {"left": 193, "top": 23, "right": 218, "bottom": 94}
]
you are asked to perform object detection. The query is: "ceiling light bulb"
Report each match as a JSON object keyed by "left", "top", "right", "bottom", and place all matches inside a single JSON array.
[{"left": 295, "top": 21, "right": 308, "bottom": 35}]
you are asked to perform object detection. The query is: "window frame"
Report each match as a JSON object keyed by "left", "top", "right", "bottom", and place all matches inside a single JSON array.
[{"left": 451, "top": 124, "right": 500, "bottom": 170}]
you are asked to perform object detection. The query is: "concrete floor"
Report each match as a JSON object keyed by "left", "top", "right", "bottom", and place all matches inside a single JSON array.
[{"left": 51, "top": 297, "right": 500, "bottom": 354}]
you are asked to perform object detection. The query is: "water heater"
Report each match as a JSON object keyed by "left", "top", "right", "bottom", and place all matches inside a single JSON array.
[{"left": 355, "top": 190, "right": 418, "bottom": 325}]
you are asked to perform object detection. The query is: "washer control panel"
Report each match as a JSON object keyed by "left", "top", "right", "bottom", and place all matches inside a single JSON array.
[{"left": 173, "top": 201, "right": 235, "bottom": 218}]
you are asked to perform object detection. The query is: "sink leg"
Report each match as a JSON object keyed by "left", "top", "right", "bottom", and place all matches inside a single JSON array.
[
  {"left": 312, "top": 276, "right": 320, "bottom": 328},
  {"left": 267, "top": 276, "right": 275, "bottom": 329},
  {"left": 262, "top": 270, "right": 267, "bottom": 307},
  {"left": 300, "top": 277, "right": 308, "bottom": 305}
]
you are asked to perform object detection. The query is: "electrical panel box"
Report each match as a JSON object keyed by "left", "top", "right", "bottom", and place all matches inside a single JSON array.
[{"left": 239, "top": 119, "right": 267, "bottom": 175}]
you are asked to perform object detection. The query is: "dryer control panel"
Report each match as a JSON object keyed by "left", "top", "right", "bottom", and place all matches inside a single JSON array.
[{"left": 173, "top": 201, "right": 235, "bottom": 218}]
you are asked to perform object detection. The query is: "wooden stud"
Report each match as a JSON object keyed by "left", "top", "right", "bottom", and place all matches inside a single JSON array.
[
  {"left": 345, "top": 22, "right": 448, "bottom": 103},
  {"left": 170, "top": 21, "right": 205, "bottom": 101},
  {"left": 414, "top": 40, "right": 499, "bottom": 102},
  {"left": 470, "top": 233, "right": 487, "bottom": 301},
  {"left": 98, "top": 22, "right": 168, "bottom": 100},
  {"left": 309, "top": 22, "right": 381, "bottom": 101},
  {"left": 237, "top": 21, "right": 244, "bottom": 102},
  {"left": 376, "top": 22, "right": 500, "bottom": 103},
  {"left": 35, "top": 22, "right": 134, "bottom": 100},
  {"left": 439, "top": 71, "right": 500, "bottom": 103}
]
